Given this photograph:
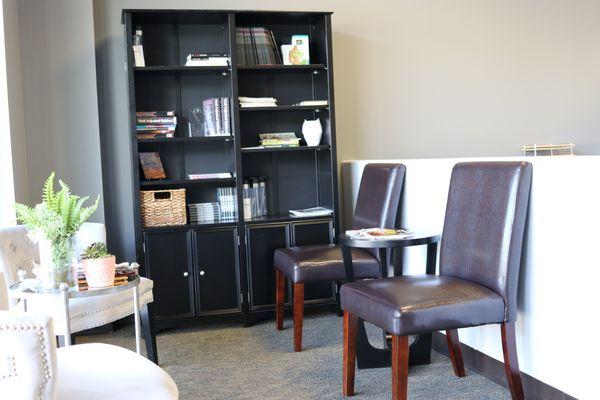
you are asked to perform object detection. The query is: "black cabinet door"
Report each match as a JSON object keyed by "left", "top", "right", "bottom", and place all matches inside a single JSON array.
[
  {"left": 246, "top": 223, "right": 290, "bottom": 310},
  {"left": 143, "top": 230, "right": 195, "bottom": 320},
  {"left": 193, "top": 228, "right": 240, "bottom": 314},
  {"left": 291, "top": 220, "right": 335, "bottom": 302}
]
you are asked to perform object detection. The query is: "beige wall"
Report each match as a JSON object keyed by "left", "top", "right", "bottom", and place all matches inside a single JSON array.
[
  {"left": 10, "top": 0, "right": 600, "bottom": 214},
  {"left": 3, "top": 0, "right": 28, "bottom": 205},
  {"left": 8, "top": 0, "right": 104, "bottom": 219},
  {"left": 95, "top": 0, "right": 600, "bottom": 164}
]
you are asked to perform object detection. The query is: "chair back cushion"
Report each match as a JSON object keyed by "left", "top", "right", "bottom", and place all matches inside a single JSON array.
[
  {"left": 352, "top": 163, "right": 406, "bottom": 230},
  {"left": 72, "top": 222, "right": 107, "bottom": 261},
  {"left": 0, "top": 272, "right": 8, "bottom": 310},
  {"left": 440, "top": 161, "right": 532, "bottom": 321},
  {"left": 0, "top": 310, "right": 58, "bottom": 400},
  {"left": 0, "top": 225, "right": 38, "bottom": 286}
]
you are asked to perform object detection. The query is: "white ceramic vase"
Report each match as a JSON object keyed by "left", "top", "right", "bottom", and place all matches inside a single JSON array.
[{"left": 302, "top": 118, "right": 323, "bottom": 146}]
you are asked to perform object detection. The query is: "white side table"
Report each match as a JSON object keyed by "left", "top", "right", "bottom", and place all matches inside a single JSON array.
[{"left": 9, "top": 276, "right": 143, "bottom": 354}]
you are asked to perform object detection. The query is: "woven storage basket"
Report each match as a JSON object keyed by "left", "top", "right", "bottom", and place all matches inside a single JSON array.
[{"left": 140, "top": 189, "right": 187, "bottom": 227}]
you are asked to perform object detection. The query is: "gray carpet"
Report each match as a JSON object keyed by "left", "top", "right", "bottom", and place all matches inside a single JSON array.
[{"left": 78, "top": 312, "right": 511, "bottom": 399}]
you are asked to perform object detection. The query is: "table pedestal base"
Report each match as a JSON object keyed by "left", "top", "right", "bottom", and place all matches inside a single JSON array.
[{"left": 356, "top": 319, "right": 432, "bottom": 369}]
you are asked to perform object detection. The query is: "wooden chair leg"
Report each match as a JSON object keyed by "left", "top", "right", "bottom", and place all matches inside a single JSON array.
[
  {"left": 141, "top": 303, "right": 158, "bottom": 364},
  {"left": 501, "top": 322, "right": 525, "bottom": 400},
  {"left": 392, "top": 335, "right": 409, "bottom": 400},
  {"left": 293, "top": 283, "right": 304, "bottom": 352},
  {"left": 343, "top": 311, "right": 358, "bottom": 397},
  {"left": 446, "top": 329, "right": 466, "bottom": 377},
  {"left": 275, "top": 269, "right": 285, "bottom": 331}
]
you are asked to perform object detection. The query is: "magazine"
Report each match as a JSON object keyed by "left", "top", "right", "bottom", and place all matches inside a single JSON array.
[{"left": 345, "top": 228, "right": 413, "bottom": 240}]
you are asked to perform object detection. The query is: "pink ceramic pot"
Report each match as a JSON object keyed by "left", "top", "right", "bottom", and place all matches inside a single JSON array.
[{"left": 82, "top": 255, "right": 116, "bottom": 288}]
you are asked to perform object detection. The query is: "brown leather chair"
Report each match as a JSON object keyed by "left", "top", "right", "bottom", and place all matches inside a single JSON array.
[
  {"left": 274, "top": 163, "right": 406, "bottom": 351},
  {"left": 341, "top": 162, "right": 532, "bottom": 400}
]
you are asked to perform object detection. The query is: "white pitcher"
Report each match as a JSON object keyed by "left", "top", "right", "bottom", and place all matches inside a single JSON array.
[{"left": 302, "top": 118, "right": 323, "bottom": 146}]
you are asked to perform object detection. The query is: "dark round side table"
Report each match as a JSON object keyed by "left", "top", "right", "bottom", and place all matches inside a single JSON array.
[{"left": 339, "top": 231, "right": 441, "bottom": 369}]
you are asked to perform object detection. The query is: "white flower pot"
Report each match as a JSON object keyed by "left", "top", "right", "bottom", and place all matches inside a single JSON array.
[{"left": 82, "top": 255, "right": 116, "bottom": 288}]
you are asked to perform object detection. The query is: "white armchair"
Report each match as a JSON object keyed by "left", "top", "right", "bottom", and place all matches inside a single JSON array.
[
  {"left": 0, "top": 310, "right": 178, "bottom": 400},
  {"left": 0, "top": 224, "right": 158, "bottom": 363}
]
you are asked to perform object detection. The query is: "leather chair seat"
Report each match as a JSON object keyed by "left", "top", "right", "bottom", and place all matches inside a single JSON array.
[
  {"left": 274, "top": 245, "right": 380, "bottom": 283},
  {"left": 340, "top": 275, "right": 505, "bottom": 336}
]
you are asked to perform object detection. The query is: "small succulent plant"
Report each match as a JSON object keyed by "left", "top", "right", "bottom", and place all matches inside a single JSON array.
[{"left": 81, "top": 242, "right": 111, "bottom": 260}]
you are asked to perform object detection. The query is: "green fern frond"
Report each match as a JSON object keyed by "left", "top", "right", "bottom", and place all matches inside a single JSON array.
[
  {"left": 16, "top": 173, "right": 100, "bottom": 240},
  {"left": 14, "top": 203, "right": 37, "bottom": 227},
  {"left": 69, "top": 196, "right": 88, "bottom": 232},
  {"left": 78, "top": 196, "right": 100, "bottom": 227},
  {"left": 42, "top": 172, "right": 57, "bottom": 211}
]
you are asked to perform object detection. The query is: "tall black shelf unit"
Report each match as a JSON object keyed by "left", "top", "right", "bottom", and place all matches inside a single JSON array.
[{"left": 121, "top": 10, "right": 339, "bottom": 327}]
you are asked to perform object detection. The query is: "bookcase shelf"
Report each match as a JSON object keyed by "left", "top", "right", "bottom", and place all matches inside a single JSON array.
[
  {"left": 134, "top": 66, "right": 231, "bottom": 73},
  {"left": 138, "top": 136, "right": 233, "bottom": 144},
  {"left": 241, "top": 145, "right": 329, "bottom": 154},
  {"left": 116, "top": 9, "right": 339, "bottom": 327},
  {"left": 243, "top": 213, "right": 332, "bottom": 225},
  {"left": 239, "top": 105, "right": 328, "bottom": 112},
  {"left": 140, "top": 177, "right": 235, "bottom": 187},
  {"left": 236, "top": 64, "right": 326, "bottom": 71},
  {"left": 142, "top": 220, "right": 238, "bottom": 233}
]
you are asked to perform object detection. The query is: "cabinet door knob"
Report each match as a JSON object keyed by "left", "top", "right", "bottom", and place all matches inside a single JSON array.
[
  {"left": 183, "top": 272, "right": 189, "bottom": 277},
  {"left": 200, "top": 270, "right": 205, "bottom": 276}
]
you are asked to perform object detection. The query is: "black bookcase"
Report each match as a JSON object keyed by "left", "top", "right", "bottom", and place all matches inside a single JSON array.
[{"left": 119, "top": 10, "right": 339, "bottom": 327}]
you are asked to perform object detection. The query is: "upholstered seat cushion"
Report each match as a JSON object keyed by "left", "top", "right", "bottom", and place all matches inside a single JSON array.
[
  {"left": 56, "top": 343, "right": 178, "bottom": 400},
  {"left": 274, "top": 245, "right": 380, "bottom": 283},
  {"left": 26, "top": 277, "right": 153, "bottom": 334},
  {"left": 340, "top": 275, "right": 505, "bottom": 336}
]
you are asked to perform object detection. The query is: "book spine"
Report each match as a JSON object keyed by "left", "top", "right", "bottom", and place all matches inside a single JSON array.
[
  {"left": 269, "top": 30, "right": 282, "bottom": 64},
  {"left": 202, "top": 99, "right": 216, "bottom": 135},
  {"left": 245, "top": 28, "right": 254, "bottom": 65},
  {"left": 136, "top": 111, "right": 176, "bottom": 117},
  {"left": 133, "top": 45, "right": 145, "bottom": 67},
  {"left": 222, "top": 97, "right": 230, "bottom": 135},
  {"left": 214, "top": 97, "right": 222, "bottom": 135},
  {"left": 136, "top": 117, "right": 177, "bottom": 124},
  {"left": 136, "top": 124, "right": 176, "bottom": 131}
]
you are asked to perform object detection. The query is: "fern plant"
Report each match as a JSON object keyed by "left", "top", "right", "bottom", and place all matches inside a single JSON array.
[
  {"left": 15, "top": 172, "right": 99, "bottom": 242},
  {"left": 15, "top": 173, "right": 100, "bottom": 288}
]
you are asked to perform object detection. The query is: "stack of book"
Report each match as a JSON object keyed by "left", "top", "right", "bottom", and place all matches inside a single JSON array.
[
  {"left": 217, "top": 187, "right": 237, "bottom": 221},
  {"left": 197, "top": 98, "right": 231, "bottom": 137},
  {"left": 185, "top": 53, "right": 230, "bottom": 67},
  {"left": 295, "top": 100, "right": 328, "bottom": 107},
  {"left": 136, "top": 111, "right": 177, "bottom": 139},
  {"left": 188, "top": 202, "right": 221, "bottom": 224},
  {"left": 239, "top": 97, "right": 277, "bottom": 108},
  {"left": 236, "top": 27, "right": 282, "bottom": 66},
  {"left": 289, "top": 207, "right": 333, "bottom": 218},
  {"left": 188, "top": 172, "right": 232, "bottom": 180},
  {"left": 259, "top": 132, "right": 300, "bottom": 148},
  {"left": 77, "top": 269, "right": 137, "bottom": 291}
]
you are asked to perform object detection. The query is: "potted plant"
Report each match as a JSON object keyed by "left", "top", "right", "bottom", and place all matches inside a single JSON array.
[
  {"left": 80, "top": 242, "right": 116, "bottom": 288},
  {"left": 15, "top": 172, "right": 99, "bottom": 290}
]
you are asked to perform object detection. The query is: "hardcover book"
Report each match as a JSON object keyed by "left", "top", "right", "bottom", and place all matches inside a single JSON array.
[{"left": 139, "top": 152, "right": 166, "bottom": 180}]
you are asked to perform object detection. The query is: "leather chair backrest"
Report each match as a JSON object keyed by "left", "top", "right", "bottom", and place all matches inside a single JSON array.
[
  {"left": 440, "top": 162, "right": 532, "bottom": 321},
  {"left": 352, "top": 163, "right": 406, "bottom": 230}
]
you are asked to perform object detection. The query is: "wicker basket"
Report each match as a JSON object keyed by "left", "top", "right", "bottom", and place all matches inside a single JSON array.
[{"left": 140, "top": 189, "right": 187, "bottom": 227}]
